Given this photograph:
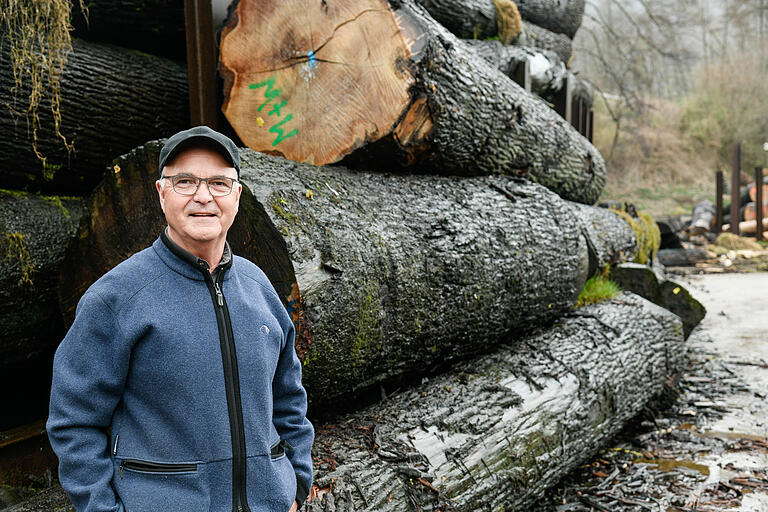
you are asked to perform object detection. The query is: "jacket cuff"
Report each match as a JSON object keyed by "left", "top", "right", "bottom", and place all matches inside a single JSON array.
[{"left": 295, "top": 476, "right": 310, "bottom": 508}]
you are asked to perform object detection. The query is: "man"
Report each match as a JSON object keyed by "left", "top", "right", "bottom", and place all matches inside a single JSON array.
[{"left": 47, "top": 126, "right": 313, "bottom": 512}]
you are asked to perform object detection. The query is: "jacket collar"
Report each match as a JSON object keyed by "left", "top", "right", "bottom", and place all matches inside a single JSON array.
[{"left": 154, "top": 228, "right": 233, "bottom": 281}]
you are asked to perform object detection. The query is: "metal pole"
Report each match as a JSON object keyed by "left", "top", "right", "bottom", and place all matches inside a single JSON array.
[
  {"left": 715, "top": 170, "right": 723, "bottom": 236},
  {"left": 730, "top": 143, "right": 741, "bottom": 235},
  {"left": 757, "top": 167, "right": 764, "bottom": 242},
  {"left": 184, "top": 0, "right": 218, "bottom": 128}
]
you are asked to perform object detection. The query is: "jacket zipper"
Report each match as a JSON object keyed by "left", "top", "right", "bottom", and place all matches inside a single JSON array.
[
  {"left": 203, "top": 266, "right": 250, "bottom": 512},
  {"left": 120, "top": 459, "right": 198, "bottom": 477}
]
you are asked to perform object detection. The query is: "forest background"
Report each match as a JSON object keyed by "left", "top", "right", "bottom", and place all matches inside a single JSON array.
[{"left": 576, "top": 0, "right": 768, "bottom": 216}]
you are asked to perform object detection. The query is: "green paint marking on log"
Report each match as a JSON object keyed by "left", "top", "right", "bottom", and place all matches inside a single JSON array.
[
  {"left": 249, "top": 77, "right": 299, "bottom": 146},
  {"left": 4, "top": 232, "right": 35, "bottom": 287}
]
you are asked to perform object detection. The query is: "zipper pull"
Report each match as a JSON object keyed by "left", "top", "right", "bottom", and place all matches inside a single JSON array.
[
  {"left": 119, "top": 463, "right": 123, "bottom": 479},
  {"left": 215, "top": 282, "right": 224, "bottom": 307},
  {"left": 113, "top": 434, "right": 119, "bottom": 455}
]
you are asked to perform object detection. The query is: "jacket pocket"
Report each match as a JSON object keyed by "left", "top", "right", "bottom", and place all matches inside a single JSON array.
[
  {"left": 121, "top": 459, "right": 198, "bottom": 474},
  {"left": 113, "top": 458, "right": 209, "bottom": 512}
]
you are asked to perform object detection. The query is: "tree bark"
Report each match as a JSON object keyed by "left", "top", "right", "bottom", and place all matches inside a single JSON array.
[
  {"left": 465, "top": 39, "right": 591, "bottom": 107},
  {"left": 59, "top": 142, "right": 591, "bottom": 412},
  {"left": 689, "top": 199, "right": 715, "bottom": 235},
  {"left": 219, "top": 0, "right": 604, "bottom": 205},
  {"left": 520, "top": 20, "right": 574, "bottom": 63},
  {"left": 413, "top": 0, "right": 584, "bottom": 39},
  {"left": 5, "top": 292, "right": 685, "bottom": 512},
  {"left": 71, "top": 0, "right": 187, "bottom": 61},
  {"left": 569, "top": 202, "right": 637, "bottom": 273},
  {"left": 0, "top": 39, "right": 189, "bottom": 195},
  {"left": 656, "top": 248, "right": 714, "bottom": 267},
  {"left": 0, "top": 191, "right": 84, "bottom": 373},
  {"left": 610, "top": 263, "right": 705, "bottom": 339},
  {"left": 304, "top": 293, "right": 684, "bottom": 511}
]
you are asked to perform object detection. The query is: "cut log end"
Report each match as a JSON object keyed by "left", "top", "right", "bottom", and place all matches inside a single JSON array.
[{"left": 220, "top": 0, "right": 415, "bottom": 165}]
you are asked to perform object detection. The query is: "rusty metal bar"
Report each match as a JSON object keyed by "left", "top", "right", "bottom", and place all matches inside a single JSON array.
[
  {"left": 512, "top": 59, "right": 531, "bottom": 93},
  {"left": 553, "top": 75, "right": 572, "bottom": 124},
  {"left": 184, "top": 0, "right": 218, "bottom": 128},
  {"left": 715, "top": 170, "right": 723, "bottom": 236},
  {"left": 731, "top": 143, "right": 741, "bottom": 235},
  {"left": 757, "top": 166, "right": 764, "bottom": 242}
]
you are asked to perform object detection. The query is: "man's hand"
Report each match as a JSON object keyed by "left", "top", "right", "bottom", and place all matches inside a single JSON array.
[{"left": 289, "top": 500, "right": 298, "bottom": 512}]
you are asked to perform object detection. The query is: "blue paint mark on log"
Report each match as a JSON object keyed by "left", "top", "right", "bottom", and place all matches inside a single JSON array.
[{"left": 307, "top": 50, "right": 318, "bottom": 71}]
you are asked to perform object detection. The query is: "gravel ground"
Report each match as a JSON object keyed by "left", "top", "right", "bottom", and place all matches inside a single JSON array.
[{"left": 535, "top": 272, "right": 768, "bottom": 512}]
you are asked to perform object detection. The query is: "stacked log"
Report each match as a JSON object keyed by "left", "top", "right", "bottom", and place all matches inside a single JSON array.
[
  {"left": 59, "top": 142, "right": 591, "bottom": 410},
  {"left": 305, "top": 293, "right": 684, "bottom": 510},
  {"left": 0, "top": 191, "right": 84, "bottom": 372},
  {"left": 4, "top": 293, "right": 687, "bottom": 512},
  {"left": 219, "top": 0, "right": 604, "bottom": 204},
  {"left": 568, "top": 201, "right": 638, "bottom": 273},
  {"left": 0, "top": 39, "right": 189, "bottom": 194}
]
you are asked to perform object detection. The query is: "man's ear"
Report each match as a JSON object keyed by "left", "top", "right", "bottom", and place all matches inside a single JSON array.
[{"left": 155, "top": 179, "right": 166, "bottom": 213}]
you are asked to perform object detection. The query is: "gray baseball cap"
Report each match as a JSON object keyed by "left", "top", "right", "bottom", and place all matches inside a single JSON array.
[{"left": 159, "top": 126, "right": 241, "bottom": 176}]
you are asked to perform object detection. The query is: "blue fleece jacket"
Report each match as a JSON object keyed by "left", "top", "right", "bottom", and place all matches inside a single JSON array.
[{"left": 47, "top": 236, "right": 314, "bottom": 512}]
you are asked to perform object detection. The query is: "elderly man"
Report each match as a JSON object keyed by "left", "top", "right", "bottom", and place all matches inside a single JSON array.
[{"left": 48, "top": 126, "right": 313, "bottom": 512}]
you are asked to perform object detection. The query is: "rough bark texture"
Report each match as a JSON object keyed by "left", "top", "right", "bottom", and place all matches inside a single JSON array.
[
  {"left": 689, "top": 199, "right": 716, "bottom": 235},
  {"left": 569, "top": 202, "right": 637, "bottom": 273},
  {"left": 5, "top": 293, "right": 685, "bottom": 512},
  {"left": 0, "top": 39, "right": 189, "bottom": 194},
  {"left": 71, "top": 0, "right": 187, "bottom": 60},
  {"left": 519, "top": 20, "right": 573, "bottom": 63},
  {"left": 515, "top": 0, "right": 584, "bottom": 38},
  {"left": 303, "top": 293, "right": 684, "bottom": 511},
  {"left": 0, "top": 191, "right": 84, "bottom": 372},
  {"left": 239, "top": 149, "right": 589, "bottom": 408},
  {"left": 657, "top": 248, "right": 712, "bottom": 267},
  {"left": 610, "top": 263, "right": 705, "bottom": 339},
  {"left": 413, "top": 0, "right": 584, "bottom": 39},
  {"left": 220, "top": 0, "right": 604, "bottom": 204},
  {"left": 465, "top": 39, "right": 591, "bottom": 107},
  {"left": 59, "top": 142, "right": 590, "bottom": 412}
]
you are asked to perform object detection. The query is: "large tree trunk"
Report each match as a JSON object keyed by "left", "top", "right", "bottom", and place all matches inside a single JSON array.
[
  {"left": 59, "top": 142, "right": 591, "bottom": 412},
  {"left": 0, "top": 191, "right": 84, "bottom": 371},
  {"left": 413, "top": 0, "right": 584, "bottom": 39},
  {"left": 465, "top": 39, "right": 592, "bottom": 107},
  {"left": 3, "top": 292, "right": 685, "bottom": 512},
  {"left": 219, "top": 0, "right": 604, "bottom": 205},
  {"left": 0, "top": 191, "right": 85, "bottom": 429},
  {"left": 71, "top": 0, "right": 187, "bottom": 60},
  {"left": 304, "top": 293, "right": 684, "bottom": 510},
  {"left": 569, "top": 202, "right": 637, "bottom": 272},
  {"left": 0, "top": 39, "right": 189, "bottom": 195}
]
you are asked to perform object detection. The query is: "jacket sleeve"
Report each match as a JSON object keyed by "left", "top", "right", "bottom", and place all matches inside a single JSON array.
[
  {"left": 272, "top": 320, "right": 314, "bottom": 507},
  {"left": 47, "top": 290, "right": 131, "bottom": 512}
]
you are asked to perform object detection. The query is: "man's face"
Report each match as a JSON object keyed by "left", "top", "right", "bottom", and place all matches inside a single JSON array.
[{"left": 156, "top": 146, "right": 242, "bottom": 253}]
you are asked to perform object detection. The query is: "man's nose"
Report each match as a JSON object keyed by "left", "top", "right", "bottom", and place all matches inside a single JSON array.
[{"left": 193, "top": 181, "right": 214, "bottom": 202}]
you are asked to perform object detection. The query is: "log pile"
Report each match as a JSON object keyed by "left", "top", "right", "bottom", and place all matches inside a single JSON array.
[
  {"left": 1, "top": 1, "right": 703, "bottom": 510},
  {"left": 219, "top": 0, "right": 603, "bottom": 204}
]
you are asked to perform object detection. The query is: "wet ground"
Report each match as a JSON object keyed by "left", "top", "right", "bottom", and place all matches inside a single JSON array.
[{"left": 536, "top": 272, "right": 768, "bottom": 512}]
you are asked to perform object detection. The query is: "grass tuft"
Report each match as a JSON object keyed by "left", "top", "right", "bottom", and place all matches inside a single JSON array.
[{"left": 576, "top": 275, "right": 621, "bottom": 308}]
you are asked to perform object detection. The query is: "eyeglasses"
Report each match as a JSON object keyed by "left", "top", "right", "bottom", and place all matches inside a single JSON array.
[{"left": 161, "top": 174, "right": 239, "bottom": 197}]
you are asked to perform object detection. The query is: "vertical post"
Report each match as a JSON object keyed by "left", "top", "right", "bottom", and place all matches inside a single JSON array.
[
  {"left": 553, "top": 75, "right": 573, "bottom": 124},
  {"left": 512, "top": 59, "right": 531, "bottom": 93},
  {"left": 587, "top": 110, "right": 594, "bottom": 143},
  {"left": 731, "top": 143, "right": 741, "bottom": 235},
  {"left": 757, "top": 167, "right": 764, "bottom": 242},
  {"left": 184, "top": 0, "right": 218, "bottom": 128},
  {"left": 715, "top": 170, "right": 723, "bottom": 236}
]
